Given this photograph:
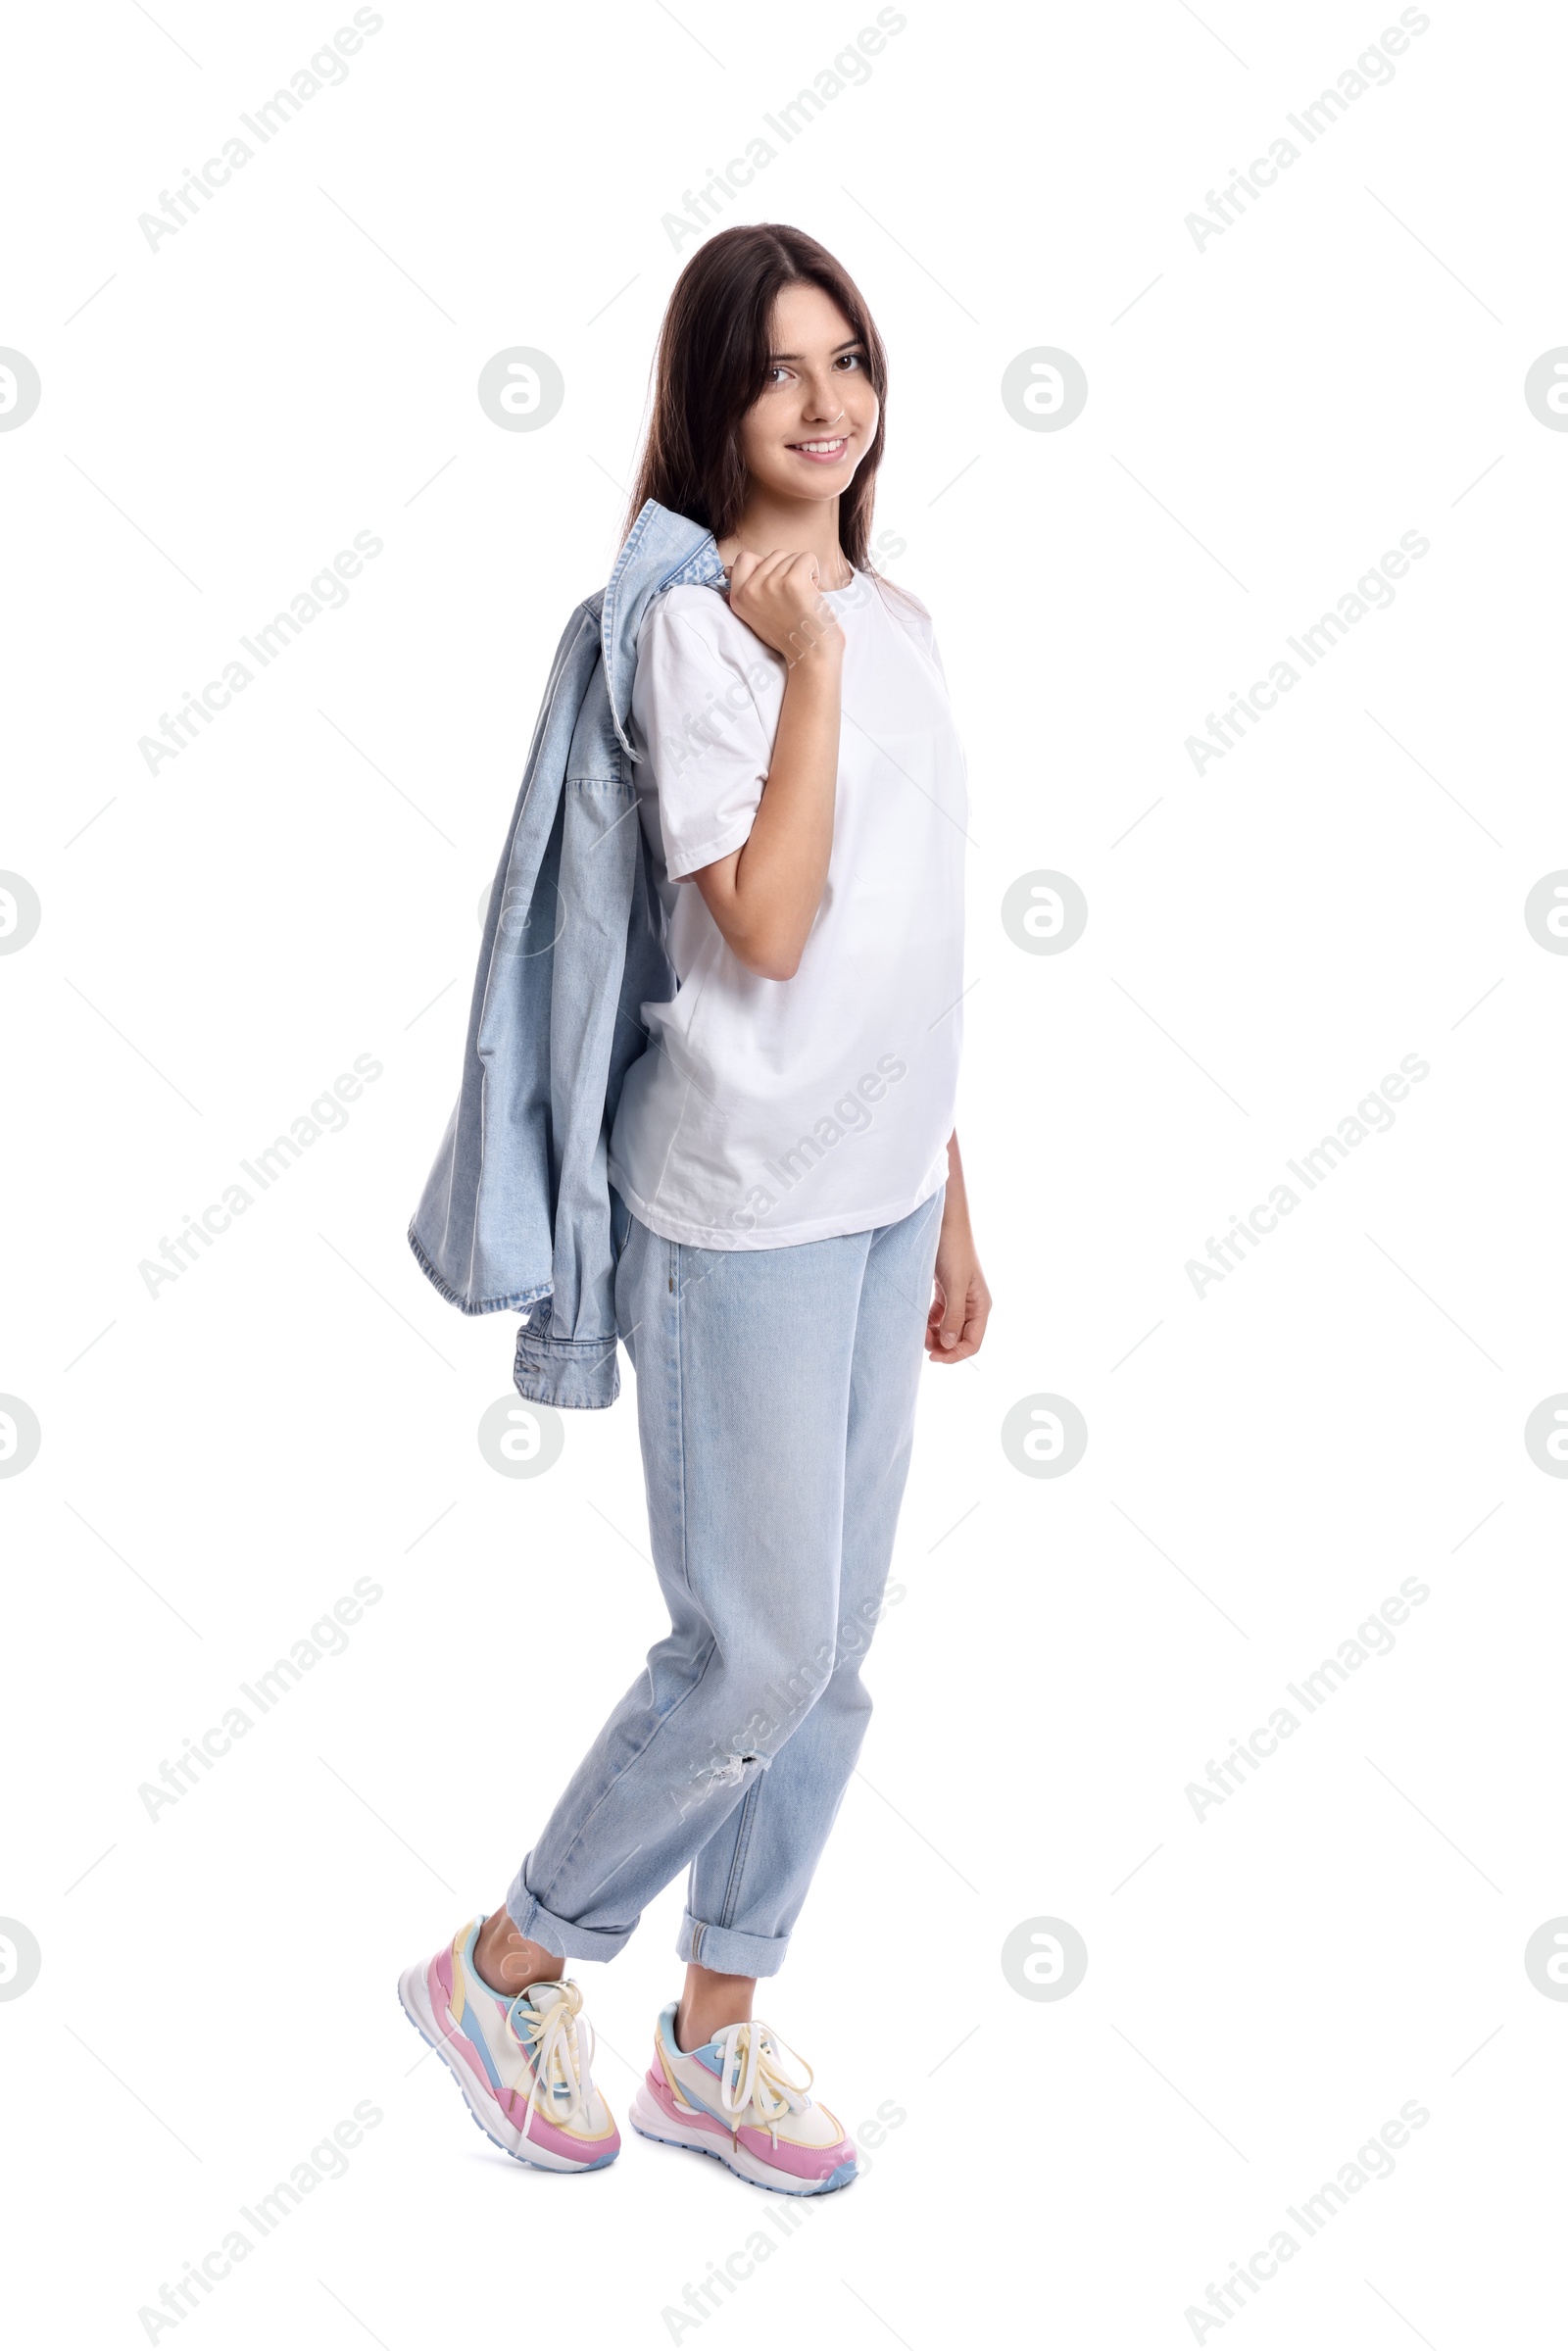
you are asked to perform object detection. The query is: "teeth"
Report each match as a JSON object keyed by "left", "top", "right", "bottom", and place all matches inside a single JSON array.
[{"left": 793, "top": 439, "right": 845, "bottom": 453}]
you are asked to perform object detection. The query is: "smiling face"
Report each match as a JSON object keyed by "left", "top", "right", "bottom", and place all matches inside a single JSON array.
[{"left": 735, "top": 278, "right": 881, "bottom": 511}]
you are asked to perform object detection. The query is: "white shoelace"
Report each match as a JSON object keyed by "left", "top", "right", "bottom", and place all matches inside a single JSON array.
[
  {"left": 711, "top": 2020, "right": 813, "bottom": 2144},
  {"left": 506, "top": 1981, "right": 596, "bottom": 2140}
]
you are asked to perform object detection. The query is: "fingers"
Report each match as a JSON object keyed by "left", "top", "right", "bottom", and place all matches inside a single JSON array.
[
  {"left": 732, "top": 549, "right": 824, "bottom": 611},
  {"left": 949, "top": 1298, "right": 988, "bottom": 1361},
  {"left": 727, "top": 550, "right": 841, "bottom": 665},
  {"left": 743, "top": 549, "right": 803, "bottom": 588},
  {"left": 929, "top": 1325, "right": 981, "bottom": 1363},
  {"left": 925, "top": 1282, "right": 961, "bottom": 1359},
  {"left": 929, "top": 1333, "right": 978, "bottom": 1362},
  {"left": 959, "top": 1283, "right": 992, "bottom": 1354},
  {"left": 727, "top": 548, "right": 793, "bottom": 606},
  {"left": 728, "top": 550, "right": 803, "bottom": 624},
  {"left": 925, "top": 1276, "right": 991, "bottom": 1363}
]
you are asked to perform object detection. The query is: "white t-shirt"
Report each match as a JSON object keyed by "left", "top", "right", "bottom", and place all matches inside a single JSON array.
[{"left": 607, "top": 566, "right": 967, "bottom": 1250}]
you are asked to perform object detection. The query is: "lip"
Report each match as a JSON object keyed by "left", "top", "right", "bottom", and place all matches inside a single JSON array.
[{"left": 785, "top": 436, "right": 851, "bottom": 465}]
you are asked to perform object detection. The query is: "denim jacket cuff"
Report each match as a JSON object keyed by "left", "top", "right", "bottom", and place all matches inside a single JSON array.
[{"left": 512, "top": 1324, "right": 621, "bottom": 1411}]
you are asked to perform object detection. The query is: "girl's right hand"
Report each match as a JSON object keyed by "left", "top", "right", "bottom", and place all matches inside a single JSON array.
[{"left": 726, "top": 548, "right": 844, "bottom": 667}]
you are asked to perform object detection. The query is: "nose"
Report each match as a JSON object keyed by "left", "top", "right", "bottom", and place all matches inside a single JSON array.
[{"left": 801, "top": 375, "right": 845, "bottom": 423}]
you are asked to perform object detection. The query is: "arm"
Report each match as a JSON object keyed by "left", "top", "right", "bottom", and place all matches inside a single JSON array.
[
  {"left": 689, "top": 550, "right": 844, "bottom": 982},
  {"left": 926, "top": 1130, "right": 992, "bottom": 1362}
]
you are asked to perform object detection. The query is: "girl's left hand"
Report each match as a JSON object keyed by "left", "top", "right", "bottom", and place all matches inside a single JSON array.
[{"left": 926, "top": 1236, "right": 992, "bottom": 1363}]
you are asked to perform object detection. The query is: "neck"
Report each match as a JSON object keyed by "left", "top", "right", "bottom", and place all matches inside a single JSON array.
[{"left": 717, "top": 488, "right": 852, "bottom": 587}]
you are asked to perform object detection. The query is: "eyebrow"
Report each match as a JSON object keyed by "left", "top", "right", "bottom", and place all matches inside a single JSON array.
[{"left": 766, "top": 337, "right": 864, "bottom": 363}]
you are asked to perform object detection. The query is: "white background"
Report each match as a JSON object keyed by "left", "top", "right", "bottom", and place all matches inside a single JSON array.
[{"left": 3, "top": 1, "right": 1565, "bottom": 2343}]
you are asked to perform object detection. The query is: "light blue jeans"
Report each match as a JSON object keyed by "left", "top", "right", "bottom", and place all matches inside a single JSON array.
[{"left": 506, "top": 1183, "right": 945, "bottom": 1977}]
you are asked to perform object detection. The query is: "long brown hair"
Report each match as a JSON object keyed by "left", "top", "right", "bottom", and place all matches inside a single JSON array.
[{"left": 624, "top": 224, "right": 889, "bottom": 571}]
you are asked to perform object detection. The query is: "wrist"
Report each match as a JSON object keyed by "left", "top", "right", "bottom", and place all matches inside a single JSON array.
[{"left": 784, "top": 619, "right": 844, "bottom": 674}]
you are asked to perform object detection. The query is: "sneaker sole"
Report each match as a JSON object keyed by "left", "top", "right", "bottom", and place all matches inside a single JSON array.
[
  {"left": 396, "top": 1960, "right": 616, "bottom": 2175},
  {"left": 628, "top": 2083, "right": 858, "bottom": 2196}
]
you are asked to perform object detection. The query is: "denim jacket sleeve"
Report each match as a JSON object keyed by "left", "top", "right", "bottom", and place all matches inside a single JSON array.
[
  {"left": 406, "top": 600, "right": 670, "bottom": 1410},
  {"left": 511, "top": 659, "right": 675, "bottom": 1411},
  {"left": 407, "top": 504, "right": 725, "bottom": 1412}
]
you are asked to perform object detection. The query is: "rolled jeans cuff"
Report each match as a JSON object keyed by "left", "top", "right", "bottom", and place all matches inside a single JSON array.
[
  {"left": 678, "top": 1910, "right": 790, "bottom": 1979},
  {"left": 505, "top": 1871, "right": 635, "bottom": 1966}
]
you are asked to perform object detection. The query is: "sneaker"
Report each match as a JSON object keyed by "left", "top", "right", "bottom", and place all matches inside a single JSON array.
[
  {"left": 397, "top": 1916, "right": 619, "bottom": 2172},
  {"left": 629, "top": 2002, "right": 858, "bottom": 2194}
]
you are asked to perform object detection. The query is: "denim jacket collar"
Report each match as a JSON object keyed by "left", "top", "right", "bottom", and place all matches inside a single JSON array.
[{"left": 602, "top": 499, "right": 728, "bottom": 763}]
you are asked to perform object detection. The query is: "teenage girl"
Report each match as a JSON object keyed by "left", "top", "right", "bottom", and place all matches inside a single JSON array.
[{"left": 401, "top": 222, "right": 989, "bottom": 2193}]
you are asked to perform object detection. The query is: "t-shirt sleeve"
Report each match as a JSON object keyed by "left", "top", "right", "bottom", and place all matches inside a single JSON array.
[
  {"left": 631, "top": 592, "right": 780, "bottom": 882},
  {"left": 887, "top": 583, "right": 947, "bottom": 684}
]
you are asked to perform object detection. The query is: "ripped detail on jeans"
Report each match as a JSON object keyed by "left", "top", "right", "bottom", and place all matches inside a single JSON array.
[{"left": 669, "top": 1743, "right": 771, "bottom": 1823}]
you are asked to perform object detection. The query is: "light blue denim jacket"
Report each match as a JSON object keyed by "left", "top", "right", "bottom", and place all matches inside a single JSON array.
[{"left": 407, "top": 500, "right": 726, "bottom": 1409}]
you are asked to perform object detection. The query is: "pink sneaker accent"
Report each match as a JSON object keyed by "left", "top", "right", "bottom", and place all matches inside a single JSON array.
[
  {"left": 398, "top": 1917, "right": 619, "bottom": 2173},
  {"left": 629, "top": 2004, "right": 858, "bottom": 2195}
]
